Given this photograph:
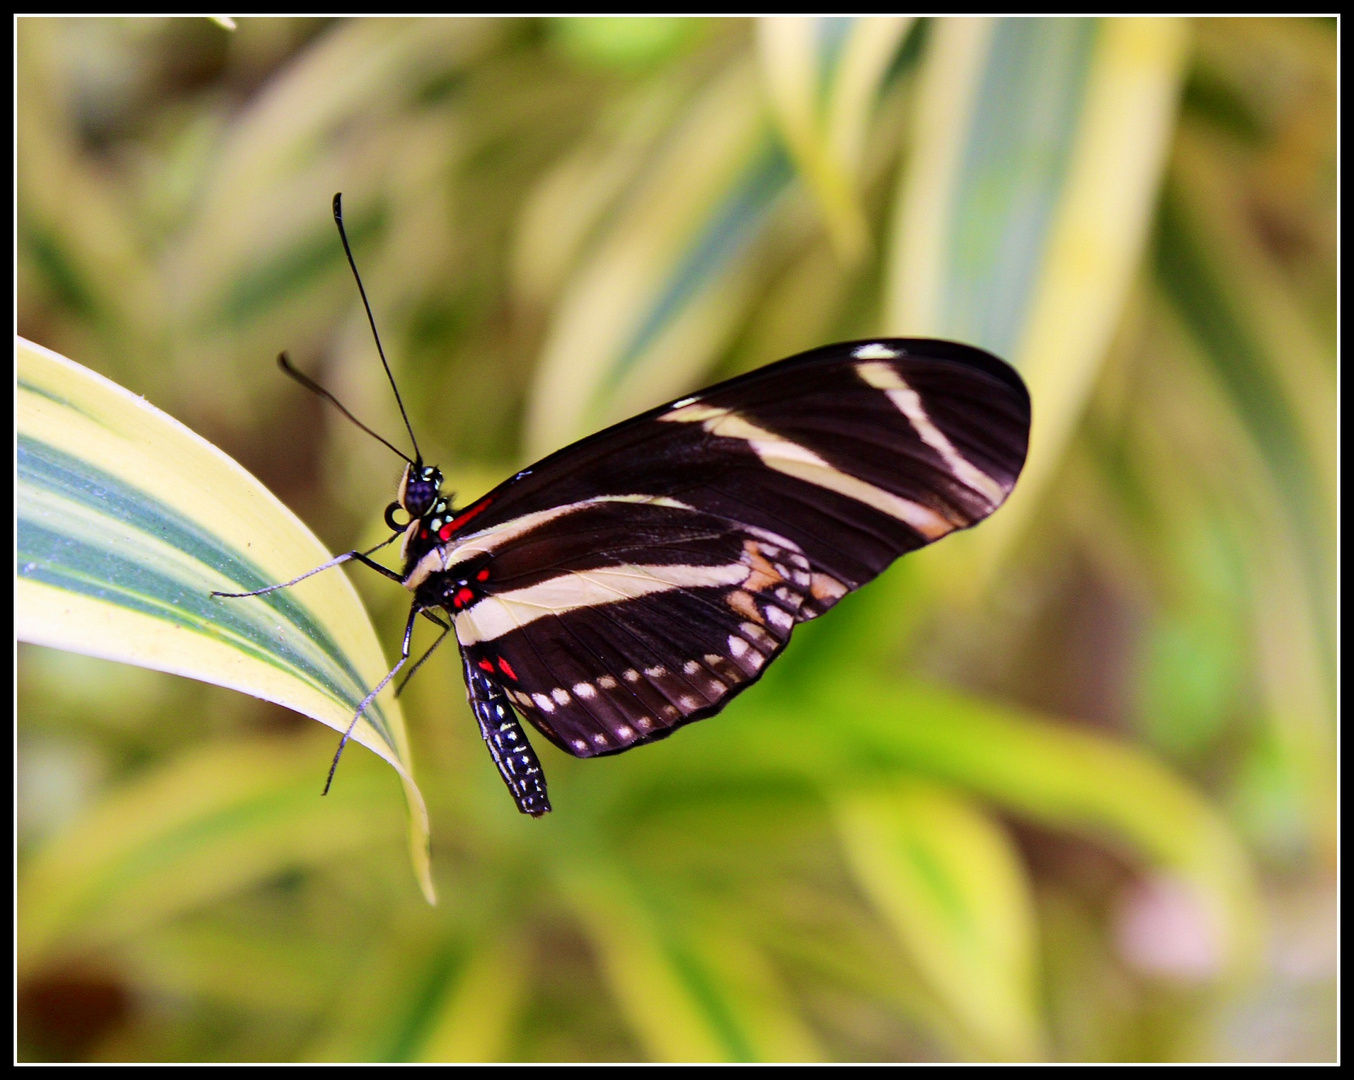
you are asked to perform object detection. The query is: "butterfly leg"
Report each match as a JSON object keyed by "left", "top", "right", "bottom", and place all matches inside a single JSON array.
[
  {"left": 212, "top": 534, "right": 404, "bottom": 598},
  {"left": 394, "top": 610, "right": 454, "bottom": 698},
  {"left": 463, "top": 654, "right": 551, "bottom": 818},
  {"left": 322, "top": 605, "right": 418, "bottom": 795}
]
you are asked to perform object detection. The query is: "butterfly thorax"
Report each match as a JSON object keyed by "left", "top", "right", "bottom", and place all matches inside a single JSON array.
[{"left": 391, "top": 462, "right": 501, "bottom": 612}]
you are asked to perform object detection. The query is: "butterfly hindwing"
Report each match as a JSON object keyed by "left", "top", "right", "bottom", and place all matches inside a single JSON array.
[{"left": 453, "top": 502, "right": 810, "bottom": 757}]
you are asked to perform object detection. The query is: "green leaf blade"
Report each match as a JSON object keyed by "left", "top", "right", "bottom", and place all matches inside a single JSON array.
[{"left": 16, "top": 337, "right": 433, "bottom": 903}]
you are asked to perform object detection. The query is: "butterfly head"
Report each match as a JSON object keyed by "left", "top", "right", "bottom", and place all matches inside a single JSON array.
[
  {"left": 389, "top": 462, "right": 457, "bottom": 567},
  {"left": 389, "top": 461, "right": 444, "bottom": 535},
  {"left": 396, "top": 462, "right": 443, "bottom": 519}
]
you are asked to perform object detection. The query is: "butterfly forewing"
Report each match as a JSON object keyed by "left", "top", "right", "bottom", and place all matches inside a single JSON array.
[{"left": 434, "top": 339, "right": 1030, "bottom": 763}]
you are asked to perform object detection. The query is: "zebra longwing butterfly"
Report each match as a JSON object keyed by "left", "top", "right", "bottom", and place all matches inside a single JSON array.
[
  {"left": 220, "top": 198, "right": 1030, "bottom": 818},
  {"left": 404, "top": 337, "right": 1029, "bottom": 815}
]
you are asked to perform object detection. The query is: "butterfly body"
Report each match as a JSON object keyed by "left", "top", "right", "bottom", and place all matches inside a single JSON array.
[{"left": 387, "top": 338, "right": 1030, "bottom": 817}]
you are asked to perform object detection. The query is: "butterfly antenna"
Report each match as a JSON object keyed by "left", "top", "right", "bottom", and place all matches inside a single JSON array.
[
  {"left": 332, "top": 192, "right": 423, "bottom": 466},
  {"left": 276, "top": 353, "right": 412, "bottom": 464}
]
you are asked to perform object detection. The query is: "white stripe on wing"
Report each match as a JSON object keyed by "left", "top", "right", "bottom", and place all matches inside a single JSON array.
[
  {"left": 659, "top": 402, "right": 954, "bottom": 539},
  {"left": 453, "top": 561, "right": 752, "bottom": 644},
  {"left": 854, "top": 360, "right": 1006, "bottom": 506}
]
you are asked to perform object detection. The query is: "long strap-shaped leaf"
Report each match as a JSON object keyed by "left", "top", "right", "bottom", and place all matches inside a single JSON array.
[
  {"left": 887, "top": 17, "right": 1191, "bottom": 573},
  {"left": 16, "top": 337, "right": 434, "bottom": 903}
]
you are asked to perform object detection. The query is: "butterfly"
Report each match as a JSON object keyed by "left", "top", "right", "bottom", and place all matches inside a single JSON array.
[{"left": 219, "top": 197, "right": 1031, "bottom": 818}]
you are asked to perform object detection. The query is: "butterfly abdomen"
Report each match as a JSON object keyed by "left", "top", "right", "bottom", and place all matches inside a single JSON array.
[{"left": 463, "top": 653, "right": 550, "bottom": 817}]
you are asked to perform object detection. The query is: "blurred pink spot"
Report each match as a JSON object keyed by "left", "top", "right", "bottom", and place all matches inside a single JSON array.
[{"left": 1114, "top": 873, "right": 1223, "bottom": 980}]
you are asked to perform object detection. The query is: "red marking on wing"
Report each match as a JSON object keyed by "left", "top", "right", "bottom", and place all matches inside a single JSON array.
[
  {"left": 454, "top": 587, "right": 474, "bottom": 608},
  {"left": 447, "top": 498, "right": 493, "bottom": 536},
  {"left": 477, "top": 659, "right": 495, "bottom": 673},
  {"left": 498, "top": 657, "right": 518, "bottom": 681},
  {"left": 476, "top": 568, "right": 490, "bottom": 581}
]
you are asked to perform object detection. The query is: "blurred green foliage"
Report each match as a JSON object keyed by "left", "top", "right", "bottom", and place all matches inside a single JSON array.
[{"left": 17, "top": 17, "right": 1334, "bottom": 1062}]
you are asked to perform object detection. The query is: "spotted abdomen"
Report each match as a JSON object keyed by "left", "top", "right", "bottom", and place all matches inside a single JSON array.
[{"left": 463, "top": 654, "right": 550, "bottom": 817}]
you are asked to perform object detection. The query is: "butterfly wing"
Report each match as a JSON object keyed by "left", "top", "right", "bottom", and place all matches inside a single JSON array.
[
  {"left": 441, "top": 339, "right": 1029, "bottom": 758},
  {"left": 455, "top": 501, "right": 811, "bottom": 756}
]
